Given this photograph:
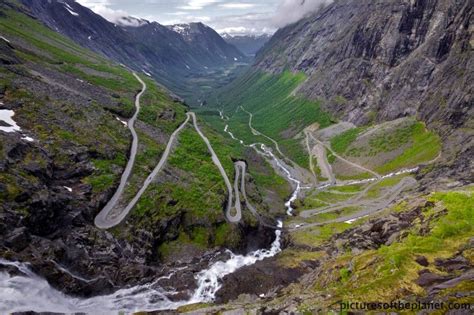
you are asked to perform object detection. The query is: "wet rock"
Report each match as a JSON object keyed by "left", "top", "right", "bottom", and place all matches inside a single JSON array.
[
  {"left": 330, "top": 206, "right": 423, "bottom": 253},
  {"left": 24, "top": 161, "right": 52, "bottom": 180},
  {"left": 6, "top": 142, "right": 29, "bottom": 162}
]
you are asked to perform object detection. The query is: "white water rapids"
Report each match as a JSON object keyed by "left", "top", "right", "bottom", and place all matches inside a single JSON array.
[
  {"left": 0, "top": 221, "right": 282, "bottom": 314},
  {"left": 0, "top": 111, "right": 301, "bottom": 314}
]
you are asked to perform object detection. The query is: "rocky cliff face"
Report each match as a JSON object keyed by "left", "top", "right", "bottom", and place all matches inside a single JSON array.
[{"left": 256, "top": 0, "right": 473, "bottom": 180}]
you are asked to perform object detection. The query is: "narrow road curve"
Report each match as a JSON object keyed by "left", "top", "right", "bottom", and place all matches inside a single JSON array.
[
  {"left": 235, "top": 161, "right": 283, "bottom": 230},
  {"left": 94, "top": 73, "right": 145, "bottom": 228},
  {"left": 308, "top": 132, "right": 381, "bottom": 179},
  {"left": 190, "top": 112, "right": 242, "bottom": 223},
  {"left": 95, "top": 113, "right": 190, "bottom": 229},
  {"left": 235, "top": 161, "right": 258, "bottom": 218}
]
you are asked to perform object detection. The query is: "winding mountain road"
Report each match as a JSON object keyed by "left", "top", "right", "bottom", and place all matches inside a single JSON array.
[
  {"left": 240, "top": 106, "right": 288, "bottom": 162},
  {"left": 305, "top": 131, "right": 319, "bottom": 184},
  {"left": 95, "top": 113, "right": 191, "bottom": 229},
  {"left": 190, "top": 112, "right": 241, "bottom": 223},
  {"left": 306, "top": 131, "right": 336, "bottom": 184},
  {"left": 94, "top": 73, "right": 145, "bottom": 229},
  {"left": 235, "top": 161, "right": 258, "bottom": 218},
  {"left": 95, "top": 106, "right": 243, "bottom": 228}
]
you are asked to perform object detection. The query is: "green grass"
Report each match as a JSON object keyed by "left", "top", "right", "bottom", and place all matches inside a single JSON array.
[
  {"left": 368, "top": 121, "right": 420, "bottom": 156},
  {"left": 84, "top": 153, "right": 127, "bottom": 193},
  {"left": 329, "top": 119, "right": 441, "bottom": 175},
  {"left": 330, "top": 127, "right": 365, "bottom": 154},
  {"left": 329, "top": 184, "right": 365, "bottom": 194},
  {"left": 365, "top": 175, "right": 407, "bottom": 199},
  {"left": 291, "top": 222, "right": 352, "bottom": 248},
  {"left": 316, "top": 191, "right": 355, "bottom": 203},
  {"left": 132, "top": 126, "right": 227, "bottom": 220},
  {"left": 375, "top": 122, "right": 441, "bottom": 173},
  {"left": 304, "top": 206, "right": 362, "bottom": 224}
]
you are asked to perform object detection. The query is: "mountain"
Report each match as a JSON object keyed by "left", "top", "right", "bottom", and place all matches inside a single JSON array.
[
  {"left": 20, "top": 0, "right": 248, "bottom": 102},
  {"left": 1, "top": 0, "right": 473, "bottom": 313},
  {"left": 167, "top": 23, "right": 245, "bottom": 63},
  {"left": 222, "top": 33, "right": 271, "bottom": 56},
  {"left": 0, "top": 0, "right": 283, "bottom": 307},
  {"left": 256, "top": 0, "right": 472, "bottom": 132},
  {"left": 225, "top": 0, "right": 472, "bottom": 180}
]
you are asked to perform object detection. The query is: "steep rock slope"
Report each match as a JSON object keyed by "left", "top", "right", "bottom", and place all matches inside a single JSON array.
[
  {"left": 20, "top": 0, "right": 247, "bottom": 100},
  {"left": 255, "top": 0, "right": 472, "bottom": 180}
]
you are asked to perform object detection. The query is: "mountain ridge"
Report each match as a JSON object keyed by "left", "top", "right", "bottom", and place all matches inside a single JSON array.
[{"left": 21, "top": 0, "right": 248, "bottom": 102}]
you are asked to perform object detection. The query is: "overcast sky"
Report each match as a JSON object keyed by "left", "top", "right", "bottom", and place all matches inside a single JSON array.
[{"left": 76, "top": 0, "right": 331, "bottom": 35}]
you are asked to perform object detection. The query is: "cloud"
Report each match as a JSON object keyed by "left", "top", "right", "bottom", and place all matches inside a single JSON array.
[
  {"left": 160, "top": 15, "right": 212, "bottom": 25},
  {"left": 76, "top": 0, "right": 130, "bottom": 23},
  {"left": 178, "top": 0, "right": 221, "bottom": 10},
  {"left": 218, "top": 3, "right": 257, "bottom": 9},
  {"left": 75, "top": 0, "right": 331, "bottom": 35},
  {"left": 272, "top": 0, "right": 332, "bottom": 27},
  {"left": 216, "top": 26, "right": 274, "bottom": 36},
  {"left": 209, "top": 11, "right": 276, "bottom": 35}
]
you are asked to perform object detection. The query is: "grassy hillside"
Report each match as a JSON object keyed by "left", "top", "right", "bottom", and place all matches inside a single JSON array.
[
  {"left": 328, "top": 118, "right": 441, "bottom": 176},
  {"left": 0, "top": 3, "right": 187, "bottom": 197},
  {"left": 204, "top": 69, "right": 334, "bottom": 167}
]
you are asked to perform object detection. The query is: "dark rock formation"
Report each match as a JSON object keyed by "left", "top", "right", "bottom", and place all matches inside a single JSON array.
[{"left": 216, "top": 257, "right": 305, "bottom": 303}]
